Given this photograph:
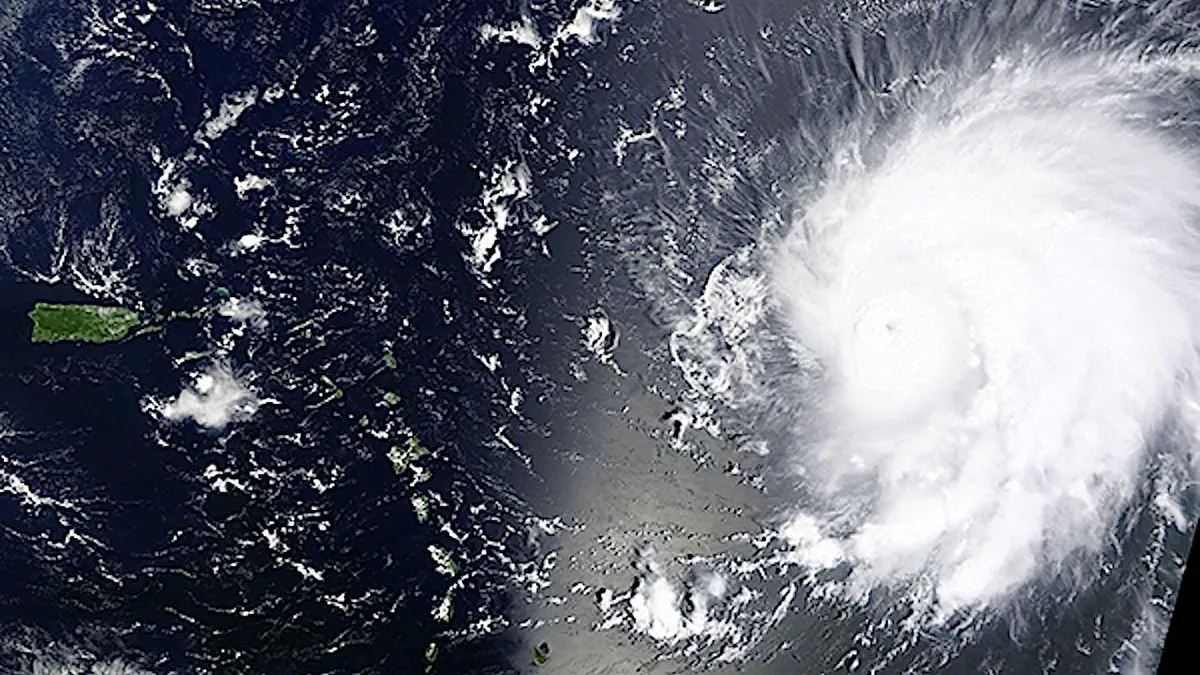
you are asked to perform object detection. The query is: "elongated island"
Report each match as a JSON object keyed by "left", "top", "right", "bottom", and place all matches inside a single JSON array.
[{"left": 28, "top": 303, "right": 140, "bottom": 343}]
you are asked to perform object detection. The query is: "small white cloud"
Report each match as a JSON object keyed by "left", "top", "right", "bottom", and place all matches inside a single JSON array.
[
  {"left": 628, "top": 549, "right": 728, "bottom": 643},
  {"left": 217, "top": 297, "right": 267, "bottom": 328},
  {"left": 630, "top": 573, "right": 685, "bottom": 641},
  {"left": 233, "top": 174, "right": 272, "bottom": 200},
  {"left": 92, "top": 661, "right": 156, "bottom": 675},
  {"left": 557, "top": 0, "right": 621, "bottom": 46},
  {"left": 162, "top": 363, "right": 259, "bottom": 429},
  {"left": 165, "top": 186, "right": 193, "bottom": 217},
  {"left": 198, "top": 88, "right": 258, "bottom": 142},
  {"left": 234, "top": 233, "right": 265, "bottom": 253},
  {"left": 479, "top": 14, "right": 542, "bottom": 49},
  {"left": 780, "top": 512, "right": 846, "bottom": 569}
]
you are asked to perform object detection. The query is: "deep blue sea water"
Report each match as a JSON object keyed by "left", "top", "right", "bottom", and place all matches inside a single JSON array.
[
  {"left": 2, "top": 1, "right": 1200, "bottom": 673},
  {"left": 0, "top": 1, "right": 580, "bottom": 671}
]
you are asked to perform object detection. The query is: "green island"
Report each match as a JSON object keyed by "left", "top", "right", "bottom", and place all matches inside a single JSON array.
[
  {"left": 387, "top": 436, "right": 431, "bottom": 475},
  {"left": 29, "top": 303, "right": 140, "bottom": 343},
  {"left": 424, "top": 642, "right": 439, "bottom": 673},
  {"left": 428, "top": 543, "right": 458, "bottom": 577}
]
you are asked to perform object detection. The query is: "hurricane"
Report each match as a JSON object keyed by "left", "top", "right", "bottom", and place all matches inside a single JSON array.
[
  {"left": 590, "top": 1, "right": 1200, "bottom": 670},
  {"left": 773, "top": 46, "right": 1200, "bottom": 619},
  {"left": 6, "top": 0, "right": 1200, "bottom": 673}
]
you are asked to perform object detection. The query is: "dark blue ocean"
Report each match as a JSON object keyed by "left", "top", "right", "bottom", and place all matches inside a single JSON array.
[{"left": 2, "top": 1, "right": 1198, "bottom": 674}]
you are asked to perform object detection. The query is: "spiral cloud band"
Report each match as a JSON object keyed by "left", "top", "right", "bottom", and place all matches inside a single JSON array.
[{"left": 774, "top": 51, "right": 1200, "bottom": 616}]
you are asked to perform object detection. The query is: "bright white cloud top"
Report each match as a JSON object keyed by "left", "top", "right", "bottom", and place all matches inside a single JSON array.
[
  {"left": 161, "top": 362, "right": 260, "bottom": 430},
  {"left": 772, "top": 51, "right": 1200, "bottom": 618}
]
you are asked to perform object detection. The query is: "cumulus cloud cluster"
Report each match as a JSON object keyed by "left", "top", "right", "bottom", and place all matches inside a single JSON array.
[{"left": 162, "top": 363, "right": 259, "bottom": 430}]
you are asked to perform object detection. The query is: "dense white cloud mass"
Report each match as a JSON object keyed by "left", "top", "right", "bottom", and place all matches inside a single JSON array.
[
  {"left": 162, "top": 363, "right": 259, "bottom": 429},
  {"left": 628, "top": 549, "right": 728, "bottom": 642},
  {"left": 773, "top": 52, "right": 1200, "bottom": 617}
]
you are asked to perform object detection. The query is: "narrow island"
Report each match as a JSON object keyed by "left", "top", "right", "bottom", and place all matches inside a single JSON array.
[{"left": 29, "top": 303, "right": 140, "bottom": 344}]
